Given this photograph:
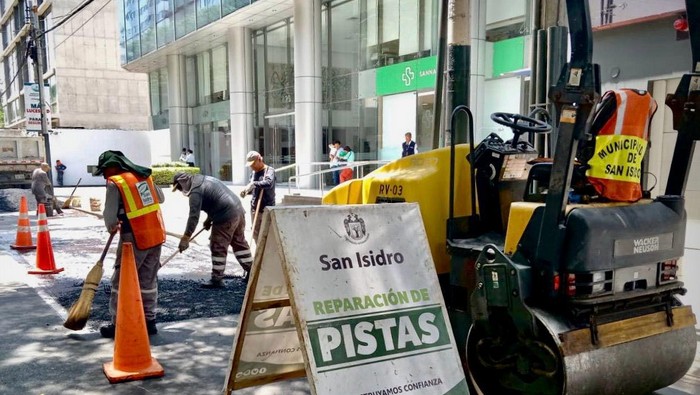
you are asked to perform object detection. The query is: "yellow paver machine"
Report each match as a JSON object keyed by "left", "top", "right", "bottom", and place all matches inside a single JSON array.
[{"left": 323, "top": 0, "right": 698, "bottom": 393}]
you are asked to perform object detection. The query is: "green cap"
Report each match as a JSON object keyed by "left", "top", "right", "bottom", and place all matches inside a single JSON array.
[{"left": 93, "top": 150, "right": 151, "bottom": 178}]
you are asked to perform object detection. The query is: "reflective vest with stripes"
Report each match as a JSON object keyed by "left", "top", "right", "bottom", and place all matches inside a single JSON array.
[
  {"left": 586, "top": 89, "right": 657, "bottom": 202},
  {"left": 108, "top": 173, "right": 166, "bottom": 249}
]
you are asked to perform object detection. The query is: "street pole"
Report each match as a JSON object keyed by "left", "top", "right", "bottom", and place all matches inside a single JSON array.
[
  {"left": 29, "top": 1, "right": 51, "bottom": 175},
  {"left": 446, "top": 0, "right": 471, "bottom": 146}
]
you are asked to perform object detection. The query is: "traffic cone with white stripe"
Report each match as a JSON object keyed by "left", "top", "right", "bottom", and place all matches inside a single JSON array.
[
  {"left": 10, "top": 196, "right": 36, "bottom": 251},
  {"left": 28, "top": 204, "right": 64, "bottom": 275},
  {"left": 103, "top": 242, "right": 164, "bottom": 383}
]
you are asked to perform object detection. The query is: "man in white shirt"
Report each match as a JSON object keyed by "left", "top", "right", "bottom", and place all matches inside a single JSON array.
[{"left": 185, "top": 149, "right": 195, "bottom": 167}]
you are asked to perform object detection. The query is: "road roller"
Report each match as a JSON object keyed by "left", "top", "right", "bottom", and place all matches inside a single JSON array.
[{"left": 323, "top": 0, "right": 699, "bottom": 393}]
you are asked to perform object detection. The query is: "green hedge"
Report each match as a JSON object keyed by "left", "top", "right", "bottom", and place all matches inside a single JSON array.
[
  {"left": 152, "top": 162, "right": 190, "bottom": 168},
  {"left": 152, "top": 167, "right": 200, "bottom": 186}
]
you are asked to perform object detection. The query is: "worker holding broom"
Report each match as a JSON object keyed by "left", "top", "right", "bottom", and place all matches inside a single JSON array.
[
  {"left": 93, "top": 150, "right": 166, "bottom": 338},
  {"left": 172, "top": 172, "right": 253, "bottom": 288},
  {"left": 240, "top": 151, "right": 276, "bottom": 242}
]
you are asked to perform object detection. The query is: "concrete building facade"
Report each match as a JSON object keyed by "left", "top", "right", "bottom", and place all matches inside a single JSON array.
[
  {"left": 114, "top": 0, "right": 695, "bottom": 200},
  {"left": 1, "top": 0, "right": 150, "bottom": 130}
]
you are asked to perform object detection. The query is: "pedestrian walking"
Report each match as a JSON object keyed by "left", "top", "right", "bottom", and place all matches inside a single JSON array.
[
  {"left": 402, "top": 132, "right": 417, "bottom": 157},
  {"left": 179, "top": 147, "right": 188, "bottom": 162},
  {"left": 92, "top": 150, "right": 166, "bottom": 338},
  {"left": 240, "top": 151, "right": 276, "bottom": 242},
  {"left": 172, "top": 172, "right": 253, "bottom": 288},
  {"left": 31, "top": 162, "right": 63, "bottom": 216},
  {"left": 55, "top": 159, "right": 67, "bottom": 186},
  {"left": 338, "top": 145, "right": 355, "bottom": 183}
]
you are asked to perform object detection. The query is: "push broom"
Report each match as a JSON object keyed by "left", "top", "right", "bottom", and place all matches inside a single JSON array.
[
  {"left": 61, "top": 177, "right": 82, "bottom": 209},
  {"left": 63, "top": 230, "right": 117, "bottom": 330},
  {"left": 159, "top": 227, "right": 205, "bottom": 268}
]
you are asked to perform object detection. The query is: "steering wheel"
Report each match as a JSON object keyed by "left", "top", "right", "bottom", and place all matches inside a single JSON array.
[{"left": 491, "top": 112, "right": 552, "bottom": 148}]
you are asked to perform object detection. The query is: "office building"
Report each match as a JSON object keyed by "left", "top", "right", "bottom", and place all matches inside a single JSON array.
[{"left": 1, "top": 0, "right": 150, "bottom": 130}]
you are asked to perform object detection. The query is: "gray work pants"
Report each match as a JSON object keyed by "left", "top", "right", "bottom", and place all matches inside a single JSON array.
[
  {"left": 210, "top": 214, "right": 252, "bottom": 281},
  {"left": 109, "top": 232, "right": 162, "bottom": 323}
]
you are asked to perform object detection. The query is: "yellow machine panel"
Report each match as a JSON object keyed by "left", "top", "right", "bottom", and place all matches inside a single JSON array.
[{"left": 323, "top": 145, "right": 474, "bottom": 274}]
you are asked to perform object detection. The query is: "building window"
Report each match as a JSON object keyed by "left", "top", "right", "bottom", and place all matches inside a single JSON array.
[
  {"left": 252, "top": 18, "right": 295, "bottom": 166},
  {"left": 156, "top": 0, "right": 174, "bottom": 47},
  {"left": 139, "top": 0, "right": 156, "bottom": 55},
  {"left": 149, "top": 67, "right": 170, "bottom": 129},
  {"left": 361, "top": 0, "right": 436, "bottom": 69},
  {"left": 211, "top": 45, "right": 228, "bottom": 102},
  {"left": 196, "top": 0, "right": 220, "bottom": 28},
  {"left": 223, "top": 0, "right": 251, "bottom": 16},
  {"left": 125, "top": 0, "right": 142, "bottom": 61},
  {"left": 187, "top": 44, "right": 228, "bottom": 106},
  {"left": 174, "top": 0, "right": 195, "bottom": 39}
]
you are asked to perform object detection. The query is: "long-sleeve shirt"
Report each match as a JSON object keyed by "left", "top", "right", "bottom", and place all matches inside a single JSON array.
[
  {"left": 183, "top": 175, "right": 246, "bottom": 237},
  {"left": 250, "top": 166, "right": 276, "bottom": 213},
  {"left": 31, "top": 168, "right": 51, "bottom": 199}
]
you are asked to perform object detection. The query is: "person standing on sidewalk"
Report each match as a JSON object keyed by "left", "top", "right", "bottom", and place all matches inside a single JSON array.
[
  {"left": 172, "top": 172, "right": 253, "bottom": 288},
  {"left": 93, "top": 150, "right": 166, "bottom": 338},
  {"left": 240, "top": 151, "right": 276, "bottom": 242},
  {"left": 185, "top": 149, "right": 196, "bottom": 167},
  {"left": 54, "top": 160, "right": 67, "bottom": 186},
  {"left": 31, "top": 162, "right": 63, "bottom": 216},
  {"left": 401, "top": 132, "right": 417, "bottom": 157}
]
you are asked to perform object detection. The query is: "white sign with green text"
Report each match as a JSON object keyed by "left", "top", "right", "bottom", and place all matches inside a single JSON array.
[{"left": 277, "top": 204, "right": 467, "bottom": 395}]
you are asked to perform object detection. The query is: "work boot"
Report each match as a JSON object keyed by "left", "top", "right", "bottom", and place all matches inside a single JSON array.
[
  {"left": 146, "top": 319, "right": 158, "bottom": 335},
  {"left": 100, "top": 320, "right": 158, "bottom": 338},
  {"left": 100, "top": 323, "right": 116, "bottom": 339},
  {"left": 201, "top": 279, "right": 224, "bottom": 289}
]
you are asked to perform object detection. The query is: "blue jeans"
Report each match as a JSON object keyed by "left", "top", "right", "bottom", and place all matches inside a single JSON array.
[{"left": 332, "top": 168, "right": 340, "bottom": 185}]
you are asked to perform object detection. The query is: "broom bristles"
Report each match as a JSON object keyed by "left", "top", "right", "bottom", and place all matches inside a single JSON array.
[{"left": 63, "top": 262, "right": 104, "bottom": 331}]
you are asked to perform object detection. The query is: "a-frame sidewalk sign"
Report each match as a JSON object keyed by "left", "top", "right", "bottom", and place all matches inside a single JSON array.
[{"left": 224, "top": 203, "right": 468, "bottom": 395}]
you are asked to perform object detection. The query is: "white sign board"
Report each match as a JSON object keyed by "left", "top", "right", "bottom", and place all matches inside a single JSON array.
[
  {"left": 225, "top": 204, "right": 468, "bottom": 394},
  {"left": 23, "top": 83, "right": 51, "bottom": 132}
]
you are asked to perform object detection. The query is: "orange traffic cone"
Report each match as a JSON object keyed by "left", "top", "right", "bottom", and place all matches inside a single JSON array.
[
  {"left": 28, "top": 204, "right": 64, "bottom": 275},
  {"left": 10, "top": 196, "right": 36, "bottom": 251},
  {"left": 103, "top": 242, "right": 164, "bottom": 383}
]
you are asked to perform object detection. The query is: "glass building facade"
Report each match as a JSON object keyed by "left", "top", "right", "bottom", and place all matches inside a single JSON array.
[{"left": 117, "top": 0, "right": 442, "bottom": 182}]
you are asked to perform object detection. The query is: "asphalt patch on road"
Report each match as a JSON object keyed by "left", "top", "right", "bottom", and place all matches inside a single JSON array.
[{"left": 55, "top": 276, "right": 247, "bottom": 329}]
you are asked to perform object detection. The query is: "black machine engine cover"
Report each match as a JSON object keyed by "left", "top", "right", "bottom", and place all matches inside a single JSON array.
[{"left": 518, "top": 196, "right": 686, "bottom": 273}]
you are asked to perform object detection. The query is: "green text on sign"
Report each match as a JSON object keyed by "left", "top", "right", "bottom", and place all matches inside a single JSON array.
[
  {"left": 376, "top": 56, "right": 438, "bottom": 96},
  {"left": 307, "top": 305, "right": 451, "bottom": 371}
]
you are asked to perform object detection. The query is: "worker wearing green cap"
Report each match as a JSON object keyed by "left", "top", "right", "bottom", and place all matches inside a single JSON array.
[{"left": 93, "top": 150, "right": 166, "bottom": 338}]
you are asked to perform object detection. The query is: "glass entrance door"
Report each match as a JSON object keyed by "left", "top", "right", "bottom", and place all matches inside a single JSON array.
[{"left": 264, "top": 113, "right": 295, "bottom": 182}]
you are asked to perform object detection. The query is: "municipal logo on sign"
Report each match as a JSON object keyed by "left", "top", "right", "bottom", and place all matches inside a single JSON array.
[
  {"left": 344, "top": 213, "right": 368, "bottom": 244},
  {"left": 136, "top": 181, "right": 155, "bottom": 206}
]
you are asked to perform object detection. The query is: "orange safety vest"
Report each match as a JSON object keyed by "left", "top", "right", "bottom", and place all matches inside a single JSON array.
[
  {"left": 108, "top": 173, "right": 166, "bottom": 250},
  {"left": 586, "top": 89, "right": 657, "bottom": 202}
]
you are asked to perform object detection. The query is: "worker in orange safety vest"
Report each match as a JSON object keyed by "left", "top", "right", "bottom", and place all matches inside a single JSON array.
[{"left": 93, "top": 150, "right": 166, "bottom": 338}]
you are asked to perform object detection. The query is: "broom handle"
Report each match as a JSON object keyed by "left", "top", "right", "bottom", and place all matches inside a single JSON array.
[
  {"left": 160, "top": 227, "right": 206, "bottom": 268},
  {"left": 99, "top": 230, "right": 117, "bottom": 264},
  {"left": 65, "top": 178, "right": 82, "bottom": 202},
  {"left": 250, "top": 188, "right": 264, "bottom": 240}
]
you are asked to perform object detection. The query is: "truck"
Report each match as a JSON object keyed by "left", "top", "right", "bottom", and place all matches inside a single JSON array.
[{"left": 0, "top": 129, "right": 46, "bottom": 189}]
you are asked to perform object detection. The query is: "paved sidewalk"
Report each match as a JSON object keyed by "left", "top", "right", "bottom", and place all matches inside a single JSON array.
[
  {"left": 0, "top": 184, "right": 316, "bottom": 395},
  {"left": 3, "top": 184, "right": 699, "bottom": 394}
]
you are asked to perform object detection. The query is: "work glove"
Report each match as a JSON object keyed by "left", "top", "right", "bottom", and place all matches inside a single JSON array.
[
  {"left": 178, "top": 235, "right": 190, "bottom": 252},
  {"left": 240, "top": 183, "right": 254, "bottom": 198},
  {"left": 203, "top": 218, "right": 212, "bottom": 231}
]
